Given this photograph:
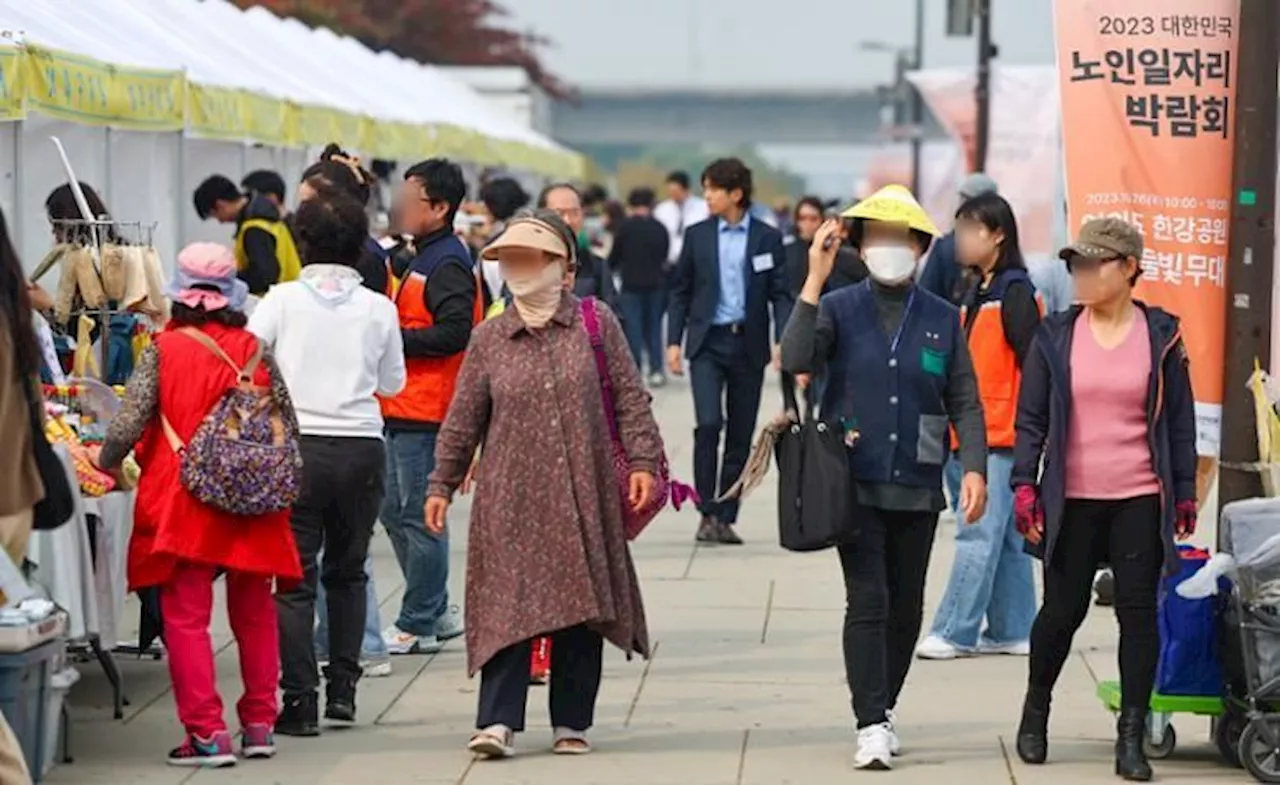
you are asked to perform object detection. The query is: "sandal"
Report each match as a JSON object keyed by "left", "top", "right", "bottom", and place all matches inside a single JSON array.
[
  {"left": 468, "top": 725, "right": 515, "bottom": 759},
  {"left": 552, "top": 727, "right": 592, "bottom": 755}
]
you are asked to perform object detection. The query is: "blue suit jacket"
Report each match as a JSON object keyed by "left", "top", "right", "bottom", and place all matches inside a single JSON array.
[{"left": 667, "top": 215, "right": 794, "bottom": 367}]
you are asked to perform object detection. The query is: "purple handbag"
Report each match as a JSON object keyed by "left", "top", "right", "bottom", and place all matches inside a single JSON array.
[{"left": 580, "top": 298, "right": 697, "bottom": 540}]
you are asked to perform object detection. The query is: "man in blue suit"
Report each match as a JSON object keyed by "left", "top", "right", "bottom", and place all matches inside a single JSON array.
[{"left": 667, "top": 158, "right": 794, "bottom": 545}]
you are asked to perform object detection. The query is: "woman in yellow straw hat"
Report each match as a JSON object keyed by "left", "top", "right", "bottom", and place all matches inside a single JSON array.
[{"left": 781, "top": 184, "right": 989, "bottom": 770}]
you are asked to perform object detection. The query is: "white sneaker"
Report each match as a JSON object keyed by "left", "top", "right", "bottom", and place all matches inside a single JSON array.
[
  {"left": 434, "top": 605, "right": 465, "bottom": 641},
  {"left": 382, "top": 625, "right": 444, "bottom": 655},
  {"left": 915, "top": 634, "right": 968, "bottom": 660},
  {"left": 977, "top": 638, "right": 1031, "bottom": 656},
  {"left": 854, "top": 723, "right": 894, "bottom": 770},
  {"left": 362, "top": 657, "right": 393, "bottom": 678},
  {"left": 885, "top": 709, "right": 902, "bottom": 756}
]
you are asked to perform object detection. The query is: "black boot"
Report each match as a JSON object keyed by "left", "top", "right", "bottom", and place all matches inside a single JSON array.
[
  {"left": 277, "top": 692, "right": 320, "bottom": 737},
  {"left": 1015, "top": 687, "right": 1051, "bottom": 764},
  {"left": 1115, "top": 708, "right": 1153, "bottom": 781},
  {"left": 325, "top": 680, "right": 357, "bottom": 728}
]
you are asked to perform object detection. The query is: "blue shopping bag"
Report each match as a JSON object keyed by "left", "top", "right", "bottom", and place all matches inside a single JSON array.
[{"left": 1155, "top": 545, "right": 1228, "bottom": 697}]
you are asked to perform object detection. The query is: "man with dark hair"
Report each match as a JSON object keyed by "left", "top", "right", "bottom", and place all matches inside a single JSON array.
[
  {"left": 537, "top": 183, "right": 618, "bottom": 310},
  {"left": 610, "top": 187, "right": 670, "bottom": 385},
  {"left": 478, "top": 177, "right": 531, "bottom": 302},
  {"left": 654, "top": 170, "right": 709, "bottom": 272},
  {"left": 193, "top": 174, "right": 300, "bottom": 295},
  {"left": 668, "top": 157, "right": 793, "bottom": 545},
  {"left": 241, "top": 170, "right": 287, "bottom": 211},
  {"left": 379, "top": 158, "right": 482, "bottom": 656}
]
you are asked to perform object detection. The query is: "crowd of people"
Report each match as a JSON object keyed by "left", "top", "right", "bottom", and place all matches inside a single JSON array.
[{"left": 0, "top": 147, "right": 1198, "bottom": 783}]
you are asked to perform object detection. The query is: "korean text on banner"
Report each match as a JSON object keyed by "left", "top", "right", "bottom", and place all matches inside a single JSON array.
[
  {"left": 0, "top": 48, "right": 23, "bottom": 121},
  {"left": 1054, "top": 1, "right": 1239, "bottom": 457},
  {"left": 22, "top": 46, "right": 185, "bottom": 131}
]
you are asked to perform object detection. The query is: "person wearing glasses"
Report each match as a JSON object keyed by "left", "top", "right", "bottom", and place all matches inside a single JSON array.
[
  {"left": 537, "top": 184, "right": 618, "bottom": 312},
  {"left": 1011, "top": 217, "right": 1198, "bottom": 781}
]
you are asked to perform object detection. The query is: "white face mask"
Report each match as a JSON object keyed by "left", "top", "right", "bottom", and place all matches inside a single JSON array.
[{"left": 863, "top": 245, "right": 917, "bottom": 286}]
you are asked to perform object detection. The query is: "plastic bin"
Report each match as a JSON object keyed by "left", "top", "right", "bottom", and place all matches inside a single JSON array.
[
  {"left": 0, "top": 640, "right": 62, "bottom": 783},
  {"left": 40, "top": 666, "right": 77, "bottom": 778}
]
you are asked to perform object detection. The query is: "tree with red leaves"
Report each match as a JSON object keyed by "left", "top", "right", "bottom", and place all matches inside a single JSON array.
[{"left": 234, "top": 0, "right": 574, "bottom": 100}]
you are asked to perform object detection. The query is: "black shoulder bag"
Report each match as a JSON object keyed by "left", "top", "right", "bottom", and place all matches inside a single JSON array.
[
  {"left": 774, "top": 378, "right": 851, "bottom": 552},
  {"left": 21, "top": 378, "right": 75, "bottom": 531}
]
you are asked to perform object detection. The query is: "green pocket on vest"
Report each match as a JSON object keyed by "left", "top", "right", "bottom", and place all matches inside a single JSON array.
[{"left": 920, "top": 347, "right": 947, "bottom": 376}]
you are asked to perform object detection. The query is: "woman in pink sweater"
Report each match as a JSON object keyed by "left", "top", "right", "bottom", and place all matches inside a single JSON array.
[{"left": 1009, "top": 218, "right": 1198, "bottom": 782}]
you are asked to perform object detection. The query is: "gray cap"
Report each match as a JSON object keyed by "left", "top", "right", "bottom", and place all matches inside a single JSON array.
[
  {"left": 1058, "top": 217, "right": 1144, "bottom": 261},
  {"left": 959, "top": 172, "right": 998, "bottom": 199}
]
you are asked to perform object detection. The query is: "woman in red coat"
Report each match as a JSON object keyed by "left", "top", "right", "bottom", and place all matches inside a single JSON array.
[{"left": 96, "top": 243, "right": 302, "bottom": 768}]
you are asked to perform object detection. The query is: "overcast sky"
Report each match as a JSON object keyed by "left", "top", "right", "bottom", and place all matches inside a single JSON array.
[{"left": 500, "top": 0, "right": 1055, "bottom": 91}]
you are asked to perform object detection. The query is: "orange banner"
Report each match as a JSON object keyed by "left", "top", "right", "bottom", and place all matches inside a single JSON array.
[{"left": 1055, "top": 1, "right": 1239, "bottom": 457}]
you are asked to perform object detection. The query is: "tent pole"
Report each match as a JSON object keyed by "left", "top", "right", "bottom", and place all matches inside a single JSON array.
[{"left": 174, "top": 132, "right": 185, "bottom": 265}]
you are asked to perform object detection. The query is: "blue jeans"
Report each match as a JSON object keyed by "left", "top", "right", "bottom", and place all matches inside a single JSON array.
[
  {"left": 929, "top": 450, "right": 1036, "bottom": 648},
  {"left": 316, "top": 551, "right": 386, "bottom": 659},
  {"left": 380, "top": 430, "right": 449, "bottom": 637},
  {"left": 618, "top": 288, "right": 666, "bottom": 376}
]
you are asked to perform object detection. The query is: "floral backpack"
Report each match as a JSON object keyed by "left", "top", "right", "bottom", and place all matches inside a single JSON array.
[{"left": 160, "top": 328, "right": 302, "bottom": 516}]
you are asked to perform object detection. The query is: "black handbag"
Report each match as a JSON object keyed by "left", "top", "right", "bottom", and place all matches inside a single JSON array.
[
  {"left": 774, "top": 381, "right": 851, "bottom": 552},
  {"left": 21, "top": 377, "right": 74, "bottom": 531}
]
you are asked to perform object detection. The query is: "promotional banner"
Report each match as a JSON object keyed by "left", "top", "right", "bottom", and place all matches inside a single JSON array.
[
  {"left": 909, "top": 66, "right": 1061, "bottom": 258},
  {"left": 1054, "top": 1, "right": 1239, "bottom": 458}
]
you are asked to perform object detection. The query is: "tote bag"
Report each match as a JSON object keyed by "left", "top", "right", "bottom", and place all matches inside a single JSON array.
[
  {"left": 1156, "top": 545, "right": 1227, "bottom": 696},
  {"left": 774, "top": 379, "right": 850, "bottom": 552}
]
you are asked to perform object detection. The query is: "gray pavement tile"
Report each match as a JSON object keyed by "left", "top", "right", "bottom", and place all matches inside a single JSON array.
[{"left": 45, "top": 379, "right": 1248, "bottom": 783}]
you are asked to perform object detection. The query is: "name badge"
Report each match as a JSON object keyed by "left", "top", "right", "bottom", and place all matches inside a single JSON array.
[{"left": 751, "top": 253, "right": 774, "bottom": 273}]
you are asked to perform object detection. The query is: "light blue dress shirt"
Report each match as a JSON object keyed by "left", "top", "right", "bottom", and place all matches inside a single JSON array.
[{"left": 713, "top": 213, "right": 750, "bottom": 325}]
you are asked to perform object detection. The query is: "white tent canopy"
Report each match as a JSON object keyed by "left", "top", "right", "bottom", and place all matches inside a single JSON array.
[{"left": 0, "top": 0, "right": 580, "bottom": 273}]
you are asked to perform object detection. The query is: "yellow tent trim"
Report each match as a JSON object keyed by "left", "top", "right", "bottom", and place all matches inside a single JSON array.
[{"left": 2, "top": 43, "right": 584, "bottom": 177}]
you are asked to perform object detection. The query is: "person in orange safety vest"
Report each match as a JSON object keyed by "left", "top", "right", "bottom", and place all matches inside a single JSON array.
[
  {"left": 378, "top": 159, "right": 484, "bottom": 657},
  {"left": 918, "top": 193, "right": 1045, "bottom": 662}
]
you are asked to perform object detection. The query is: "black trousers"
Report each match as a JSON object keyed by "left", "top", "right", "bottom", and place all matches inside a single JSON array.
[
  {"left": 277, "top": 436, "right": 385, "bottom": 696},
  {"left": 689, "top": 327, "right": 765, "bottom": 524},
  {"left": 839, "top": 505, "right": 939, "bottom": 729},
  {"left": 477, "top": 625, "right": 604, "bottom": 732},
  {"left": 1028, "top": 495, "right": 1162, "bottom": 710}
]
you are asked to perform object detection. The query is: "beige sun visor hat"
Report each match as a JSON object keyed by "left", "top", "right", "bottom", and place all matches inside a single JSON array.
[{"left": 480, "top": 219, "right": 572, "bottom": 261}]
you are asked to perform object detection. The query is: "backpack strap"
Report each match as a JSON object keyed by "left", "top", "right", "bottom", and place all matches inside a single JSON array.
[{"left": 177, "top": 326, "right": 261, "bottom": 383}]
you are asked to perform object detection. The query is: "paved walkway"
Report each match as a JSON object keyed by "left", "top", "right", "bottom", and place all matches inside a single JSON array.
[{"left": 48, "top": 374, "right": 1237, "bottom": 784}]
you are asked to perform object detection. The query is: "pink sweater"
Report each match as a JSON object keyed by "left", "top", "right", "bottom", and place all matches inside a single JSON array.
[{"left": 1064, "top": 307, "right": 1161, "bottom": 500}]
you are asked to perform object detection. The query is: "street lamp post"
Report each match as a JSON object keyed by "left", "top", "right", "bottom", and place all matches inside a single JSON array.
[
  {"left": 910, "top": 0, "right": 924, "bottom": 195},
  {"left": 862, "top": 36, "right": 925, "bottom": 196}
]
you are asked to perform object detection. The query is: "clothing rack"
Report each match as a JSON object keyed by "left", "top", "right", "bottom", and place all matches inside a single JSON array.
[{"left": 51, "top": 218, "right": 159, "bottom": 376}]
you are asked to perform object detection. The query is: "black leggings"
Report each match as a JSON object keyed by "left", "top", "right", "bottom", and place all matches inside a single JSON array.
[
  {"left": 839, "top": 506, "right": 939, "bottom": 729},
  {"left": 1028, "top": 495, "right": 1163, "bottom": 710}
]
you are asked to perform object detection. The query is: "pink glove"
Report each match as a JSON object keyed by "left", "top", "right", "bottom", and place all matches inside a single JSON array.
[
  {"left": 1014, "top": 485, "right": 1044, "bottom": 543},
  {"left": 1175, "top": 499, "right": 1197, "bottom": 540}
]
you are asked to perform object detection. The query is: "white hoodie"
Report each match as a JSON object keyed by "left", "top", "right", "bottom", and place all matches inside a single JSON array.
[{"left": 249, "top": 265, "right": 406, "bottom": 439}]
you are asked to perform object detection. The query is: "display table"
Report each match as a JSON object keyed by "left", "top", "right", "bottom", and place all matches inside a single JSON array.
[{"left": 25, "top": 446, "right": 133, "bottom": 718}]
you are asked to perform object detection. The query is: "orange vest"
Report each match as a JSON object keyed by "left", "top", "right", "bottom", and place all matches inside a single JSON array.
[
  {"left": 959, "top": 270, "right": 1045, "bottom": 449},
  {"left": 378, "top": 242, "right": 483, "bottom": 425}
]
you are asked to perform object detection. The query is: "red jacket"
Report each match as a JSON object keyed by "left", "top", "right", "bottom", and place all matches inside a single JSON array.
[{"left": 128, "top": 322, "right": 302, "bottom": 590}]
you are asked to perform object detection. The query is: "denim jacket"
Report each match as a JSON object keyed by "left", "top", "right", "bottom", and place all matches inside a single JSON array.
[{"left": 1011, "top": 302, "right": 1197, "bottom": 575}]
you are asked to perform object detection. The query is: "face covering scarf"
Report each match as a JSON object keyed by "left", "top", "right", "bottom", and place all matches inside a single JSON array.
[
  {"left": 507, "top": 262, "right": 565, "bottom": 328},
  {"left": 863, "top": 245, "right": 917, "bottom": 286}
]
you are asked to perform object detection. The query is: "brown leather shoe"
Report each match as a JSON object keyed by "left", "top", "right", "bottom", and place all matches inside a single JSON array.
[
  {"left": 716, "top": 521, "right": 744, "bottom": 545},
  {"left": 695, "top": 516, "right": 719, "bottom": 543}
]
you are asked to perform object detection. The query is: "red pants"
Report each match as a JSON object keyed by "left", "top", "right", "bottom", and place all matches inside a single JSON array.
[{"left": 161, "top": 562, "right": 279, "bottom": 737}]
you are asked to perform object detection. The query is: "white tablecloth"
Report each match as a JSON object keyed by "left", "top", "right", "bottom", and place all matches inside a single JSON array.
[{"left": 27, "top": 446, "right": 135, "bottom": 644}]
